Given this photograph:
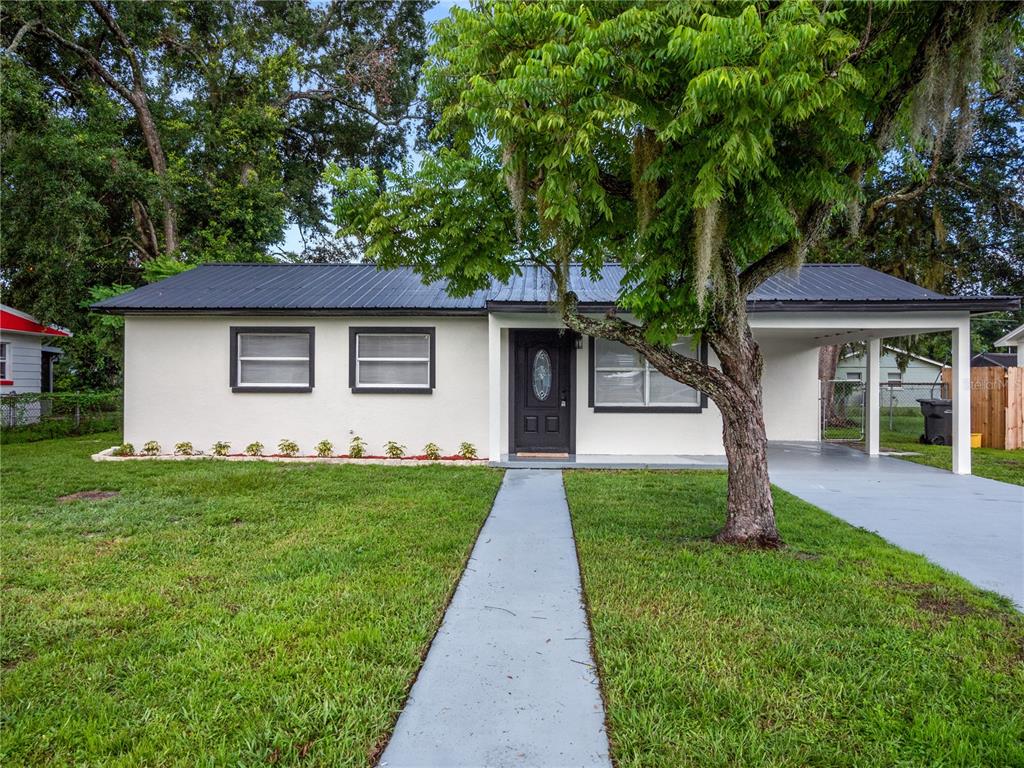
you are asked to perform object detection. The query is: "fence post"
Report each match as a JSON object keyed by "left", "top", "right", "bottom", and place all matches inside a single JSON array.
[{"left": 74, "top": 403, "right": 80, "bottom": 428}]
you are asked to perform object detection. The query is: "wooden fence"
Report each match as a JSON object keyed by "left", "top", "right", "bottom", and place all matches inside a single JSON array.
[{"left": 942, "top": 367, "right": 1024, "bottom": 450}]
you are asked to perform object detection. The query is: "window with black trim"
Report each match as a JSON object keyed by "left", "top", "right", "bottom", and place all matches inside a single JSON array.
[
  {"left": 588, "top": 336, "right": 706, "bottom": 412},
  {"left": 349, "top": 327, "right": 435, "bottom": 393},
  {"left": 230, "top": 327, "right": 314, "bottom": 392}
]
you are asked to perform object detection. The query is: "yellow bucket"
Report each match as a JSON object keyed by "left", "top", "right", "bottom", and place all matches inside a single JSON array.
[{"left": 970, "top": 433, "right": 982, "bottom": 448}]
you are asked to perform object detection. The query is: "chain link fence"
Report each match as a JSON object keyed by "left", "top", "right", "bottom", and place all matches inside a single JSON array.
[
  {"left": 0, "top": 391, "right": 122, "bottom": 443},
  {"left": 878, "top": 381, "right": 948, "bottom": 443},
  {"left": 821, "top": 379, "right": 949, "bottom": 444}
]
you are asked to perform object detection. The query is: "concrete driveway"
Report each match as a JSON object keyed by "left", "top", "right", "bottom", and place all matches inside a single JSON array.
[{"left": 768, "top": 442, "right": 1024, "bottom": 608}]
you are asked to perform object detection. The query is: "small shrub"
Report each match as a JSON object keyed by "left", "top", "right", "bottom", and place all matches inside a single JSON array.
[
  {"left": 315, "top": 439, "right": 334, "bottom": 457},
  {"left": 142, "top": 440, "right": 161, "bottom": 456},
  {"left": 458, "top": 442, "right": 478, "bottom": 460},
  {"left": 384, "top": 441, "right": 406, "bottom": 459},
  {"left": 349, "top": 435, "right": 367, "bottom": 458},
  {"left": 423, "top": 442, "right": 442, "bottom": 460},
  {"left": 211, "top": 441, "right": 230, "bottom": 457},
  {"left": 278, "top": 439, "right": 299, "bottom": 457},
  {"left": 112, "top": 443, "right": 135, "bottom": 457},
  {"left": 174, "top": 441, "right": 194, "bottom": 456},
  {"left": 245, "top": 441, "right": 264, "bottom": 457}
]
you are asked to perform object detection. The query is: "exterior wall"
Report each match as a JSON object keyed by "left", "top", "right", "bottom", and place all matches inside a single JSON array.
[
  {"left": 837, "top": 350, "right": 944, "bottom": 382},
  {"left": 758, "top": 339, "right": 821, "bottom": 441},
  {"left": 573, "top": 341, "right": 726, "bottom": 455},
  {"left": 0, "top": 332, "right": 43, "bottom": 393},
  {"left": 489, "top": 313, "right": 820, "bottom": 457},
  {"left": 124, "top": 315, "right": 489, "bottom": 456},
  {"left": 125, "top": 312, "right": 822, "bottom": 459}
]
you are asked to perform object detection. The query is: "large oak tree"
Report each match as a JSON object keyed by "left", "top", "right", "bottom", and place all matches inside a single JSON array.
[
  {"left": 333, "top": 1, "right": 1021, "bottom": 546},
  {"left": 2, "top": 0, "right": 431, "bottom": 386}
]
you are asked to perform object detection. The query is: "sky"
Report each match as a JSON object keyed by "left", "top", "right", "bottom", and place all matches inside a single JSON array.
[{"left": 280, "top": 1, "right": 468, "bottom": 254}]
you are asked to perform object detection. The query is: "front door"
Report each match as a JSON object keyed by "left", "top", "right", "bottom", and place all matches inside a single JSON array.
[{"left": 512, "top": 330, "right": 574, "bottom": 454}]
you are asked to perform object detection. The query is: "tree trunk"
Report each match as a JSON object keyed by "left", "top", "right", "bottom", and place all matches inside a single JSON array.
[
  {"left": 709, "top": 325, "right": 781, "bottom": 547},
  {"left": 818, "top": 344, "right": 842, "bottom": 430},
  {"left": 717, "top": 400, "right": 779, "bottom": 547},
  {"left": 561, "top": 295, "right": 782, "bottom": 548},
  {"left": 134, "top": 94, "right": 179, "bottom": 255}
]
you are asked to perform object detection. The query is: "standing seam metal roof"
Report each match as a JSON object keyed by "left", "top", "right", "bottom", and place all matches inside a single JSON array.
[{"left": 91, "top": 263, "right": 1018, "bottom": 313}]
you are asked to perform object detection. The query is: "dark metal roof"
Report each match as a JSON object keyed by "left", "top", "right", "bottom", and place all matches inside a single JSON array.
[{"left": 92, "top": 262, "right": 1019, "bottom": 315}]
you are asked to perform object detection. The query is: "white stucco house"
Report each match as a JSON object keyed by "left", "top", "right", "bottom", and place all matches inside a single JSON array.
[
  {"left": 93, "top": 263, "right": 1019, "bottom": 474},
  {"left": 836, "top": 345, "right": 947, "bottom": 386},
  {"left": 0, "top": 304, "right": 70, "bottom": 395}
]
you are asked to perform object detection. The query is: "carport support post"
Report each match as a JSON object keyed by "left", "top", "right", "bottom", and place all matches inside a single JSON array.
[
  {"left": 952, "top": 318, "right": 972, "bottom": 475},
  {"left": 865, "top": 337, "right": 881, "bottom": 456},
  {"left": 488, "top": 314, "right": 502, "bottom": 462}
]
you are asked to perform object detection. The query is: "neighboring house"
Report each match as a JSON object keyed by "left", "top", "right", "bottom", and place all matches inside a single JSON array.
[
  {"left": 0, "top": 304, "right": 70, "bottom": 394},
  {"left": 93, "top": 263, "right": 1018, "bottom": 473},
  {"left": 994, "top": 323, "right": 1024, "bottom": 367},
  {"left": 971, "top": 351, "right": 1018, "bottom": 368},
  {"left": 836, "top": 345, "right": 947, "bottom": 386}
]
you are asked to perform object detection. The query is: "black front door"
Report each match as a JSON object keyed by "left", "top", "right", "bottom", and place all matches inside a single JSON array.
[{"left": 512, "top": 330, "right": 574, "bottom": 454}]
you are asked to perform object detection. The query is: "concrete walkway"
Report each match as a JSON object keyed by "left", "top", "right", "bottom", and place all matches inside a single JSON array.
[
  {"left": 768, "top": 442, "right": 1024, "bottom": 608},
  {"left": 379, "top": 470, "right": 611, "bottom": 768}
]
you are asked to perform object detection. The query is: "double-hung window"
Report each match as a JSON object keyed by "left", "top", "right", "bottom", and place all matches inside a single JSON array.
[
  {"left": 230, "top": 327, "right": 314, "bottom": 392},
  {"left": 589, "top": 337, "right": 704, "bottom": 412},
  {"left": 350, "top": 327, "right": 435, "bottom": 393},
  {"left": 0, "top": 342, "right": 8, "bottom": 380}
]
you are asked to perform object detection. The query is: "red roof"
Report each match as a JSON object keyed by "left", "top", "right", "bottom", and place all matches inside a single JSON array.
[{"left": 0, "top": 305, "right": 71, "bottom": 338}]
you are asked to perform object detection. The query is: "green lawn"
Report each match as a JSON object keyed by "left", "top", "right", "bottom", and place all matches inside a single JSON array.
[
  {"left": 880, "top": 430, "right": 1024, "bottom": 486},
  {"left": 1, "top": 433, "right": 502, "bottom": 766},
  {"left": 565, "top": 471, "right": 1024, "bottom": 768}
]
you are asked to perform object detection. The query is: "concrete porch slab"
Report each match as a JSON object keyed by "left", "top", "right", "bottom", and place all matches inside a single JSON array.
[{"left": 492, "top": 453, "right": 728, "bottom": 470}]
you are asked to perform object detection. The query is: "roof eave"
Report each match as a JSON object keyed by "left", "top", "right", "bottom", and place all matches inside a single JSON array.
[
  {"left": 746, "top": 297, "right": 1020, "bottom": 314},
  {"left": 90, "top": 305, "right": 489, "bottom": 316}
]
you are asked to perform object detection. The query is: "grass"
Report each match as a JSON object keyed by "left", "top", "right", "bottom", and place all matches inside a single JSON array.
[
  {"left": 565, "top": 471, "right": 1024, "bottom": 768},
  {"left": 1, "top": 433, "right": 503, "bottom": 766},
  {"left": 880, "top": 430, "right": 1024, "bottom": 487}
]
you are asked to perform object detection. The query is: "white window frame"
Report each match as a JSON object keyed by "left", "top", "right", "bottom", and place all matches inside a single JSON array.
[
  {"left": 590, "top": 336, "right": 704, "bottom": 412},
  {"left": 230, "top": 327, "right": 314, "bottom": 392},
  {"left": 350, "top": 327, "right": 435, "bottom": 394},
  {"left": 886, "top": 371, "right": 904, "bottom": 390},
  {"left": 845, "top": 371, "right": 863, "bottom": 381},
  {"left": 0, "top": 342, "right": 8, "bottom": 380}
]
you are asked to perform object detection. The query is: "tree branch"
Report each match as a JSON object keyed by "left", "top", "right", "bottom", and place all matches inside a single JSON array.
[
  {"left": 559, "top": 293, "right": 741, "bottom": 406},
  {"left": 37, "top": 25, "right": 137, "bottom": 106},
  {"left": 279, "top": 89, "right": 421, "bottom": 127},
  {"left": 3, "top": 20, "right": 40, "bottom": 55},
  {"left": 737, "top": 202, "right": 834, "bottom": 295},
  {"left": 88, "top": 0, "right": 146, "bottom": 96}
]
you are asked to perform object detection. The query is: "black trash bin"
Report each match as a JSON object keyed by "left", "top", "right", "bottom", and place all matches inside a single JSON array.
[{"left": 917, "top": 398, "right": 953, "bottom": 445}]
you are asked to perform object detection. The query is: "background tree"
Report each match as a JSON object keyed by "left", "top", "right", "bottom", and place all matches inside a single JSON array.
[
  {"left": 1, "top": 0, "right": 431, "bottom": 386},
  {"left": 817, "top": 51, "right": 1023, "bottom": 377},
  {"left": 332, "top": 1, "right": 1021, "bottom": 546}
]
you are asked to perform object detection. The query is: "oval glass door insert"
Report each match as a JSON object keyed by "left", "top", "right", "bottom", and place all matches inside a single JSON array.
[{"left": 532, "top": 349, "right": 552, "bottom": 400}]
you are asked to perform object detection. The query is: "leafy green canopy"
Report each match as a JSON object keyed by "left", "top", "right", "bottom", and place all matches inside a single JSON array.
[
  {"left": 1, "top": 1, "right": 431, "bottom": 388},
  {"left": 333, "top": 1, "right": 1018, "bottom": 343}
]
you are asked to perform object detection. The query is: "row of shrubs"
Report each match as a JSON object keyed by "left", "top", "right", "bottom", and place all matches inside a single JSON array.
[{"left": 111, "top": 436, "right": 480, "bottom": 460}]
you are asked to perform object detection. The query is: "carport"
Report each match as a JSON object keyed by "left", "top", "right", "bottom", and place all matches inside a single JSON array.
[{"left": 747, "top": 267, "right": 1020, "bottom": 475}]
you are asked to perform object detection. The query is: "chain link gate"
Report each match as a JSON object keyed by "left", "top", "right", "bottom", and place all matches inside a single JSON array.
[{"left": 820, "top": 379, "right": 865, "bottom": 441}]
